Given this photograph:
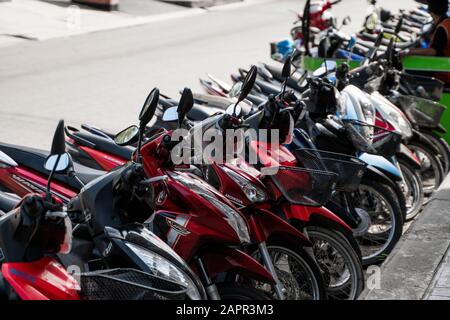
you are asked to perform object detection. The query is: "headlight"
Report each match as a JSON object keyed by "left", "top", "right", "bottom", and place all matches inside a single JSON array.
[
  {"left": 205, "top": 195, "right": 251, "bottom": 244},
  {"left": 171, "top": 173, "right": 251, "bottom": 244},
  {"left": 221, "top": 166, "right": 267, "bottom": 203},
  {"left": 386, "top": 109, "right": 413, "bottom": 138},
  {"left": 125, "top": 242, "right": 202, "bottom": 300},
  {"left": 371, "top": 92, "right": 413, "bottom": 139}
]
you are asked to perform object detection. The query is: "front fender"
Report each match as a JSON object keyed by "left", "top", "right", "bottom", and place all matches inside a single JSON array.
[
  {"left": 248, "top": 209, "right": 312, "bottom": 247},
  {"left": 359, "top": 153, "right": 402, "bottom": 181},
  {"left": 412, "top": 129, "right": 441, "bottom": 155},
  {"left": 397, "top": 143, "right": 421, "bottom": 170},
  {"left": 201, "top": 247, "right": 275, "bottom": 284},
  {"left": 283, "top": 204, "right": 352, "bottom": 232},
  {"left": 2, "top": 257, "right": 80, "bottom": 300}
]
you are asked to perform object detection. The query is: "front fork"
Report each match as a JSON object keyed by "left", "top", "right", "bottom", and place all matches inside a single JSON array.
[
  {"left": 258, "top": 242, "right": 286, "bottom": 300},
  {"left": 390, "top": 156, "right": 407, "bottom": 193},
  {"left": 195, "top": 257, "right": 221, "bottom": 300}
]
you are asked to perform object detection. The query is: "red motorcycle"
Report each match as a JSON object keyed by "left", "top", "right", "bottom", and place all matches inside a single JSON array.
[
  {"left": 0, "top": 143, "right": 103, "bottom": 203},
  {"left": 0, "top": 121, "right": 80, "bottom": 300},
  {"left": 291, "top": 0, "right": 343, "bottom": 42}
]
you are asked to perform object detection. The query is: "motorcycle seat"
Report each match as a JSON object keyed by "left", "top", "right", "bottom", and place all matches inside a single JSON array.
[
  {"left": 187, "top": 104, "right": 223, "bottom": 121},
  {"left": 0, "top": 192, "right": 20, "bottom": 214},
  {"left": 69, "top": 130, "right": 134, "bottom": 160},
  {"left": 0, "top": 142, "right": 104, "bottom": 190}
]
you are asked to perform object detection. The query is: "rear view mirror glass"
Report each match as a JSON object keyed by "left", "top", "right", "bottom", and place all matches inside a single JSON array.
[
  {"left": 114, "top": 125, "right": 139, "bottom": 146},
  {"left": 44, "top": 153, "right": 70, "bottom": 173},
  {"left": 162, "top": 106, "right": 179, "bottom": 122}
]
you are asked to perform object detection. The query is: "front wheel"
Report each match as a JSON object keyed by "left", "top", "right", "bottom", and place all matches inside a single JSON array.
[
  {"left": 217, "top": 283, "right": 270, "bottom": 300},
  {"left": 398, "top": 159, "right": 424, "bottom": 221},
  {"left": 408, "top": 141, "right": 444, "bottom": 194},
  {"left": 307, "top": 226, "right": 364, "bottom": 300},
  {"left": 351, "top": 179, "right": 404, "bottom": 266},
  {"left": 421, "top": 132, "right": 450, "bottom": 174},
  {"left": 252, "top": 241, "right": 327, "bottom": 300}
]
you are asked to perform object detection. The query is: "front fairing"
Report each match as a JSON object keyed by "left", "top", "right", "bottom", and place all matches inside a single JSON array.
[
  {"left": 339, "top": 85, "right": 376, "bottom": 125},
  {"left": 103, "top": 225, "right": 207, "bottom": 299},
  {"left": 161, "top": 170, "right": 245, "bottom": 245},
  {"left": 369, "top": 91, "right": 413, "bottom": 139},
  {"left": 358, "top": 152, "right": 402, "bottom": 179},
  {"left": 2, "top": 257, "right": 80, "bottom": 300}
]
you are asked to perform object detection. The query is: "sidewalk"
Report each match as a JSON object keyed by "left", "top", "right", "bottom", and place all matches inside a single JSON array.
[
  {"left": 0, "top": 0, "right": 255, "bottom": 47},
  {"left": 360, "top": 175, "right": 450, "bottom": 300},
  {"left": 0, "top": 0, "right": 199, "bottom": 46}
]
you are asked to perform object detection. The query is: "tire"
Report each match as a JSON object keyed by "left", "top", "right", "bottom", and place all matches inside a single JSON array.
[
  {"left": 407, "top": 141, "right": 444, "bottom": 194},
  {"left": 422, "top": 132, "right": 450, "bottom": 174},
  {"left": 252, "top": 239, "right": 327, "bottom": 300},
  {"left": 398, "top": 159, "right": 424, "bottom": 221},
  {"left": 351, "top": 179, "right": 404, "bottom": 266},
  {"left": 217, "top": 283, "right": 270, "bottom": 300},
  {"left": 306, "top": 226, "right": 364, "bottom": 300}
]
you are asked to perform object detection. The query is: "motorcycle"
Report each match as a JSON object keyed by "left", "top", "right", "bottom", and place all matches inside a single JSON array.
[{"left": 0, "top": 121, "right": 195, "bottom": 300}]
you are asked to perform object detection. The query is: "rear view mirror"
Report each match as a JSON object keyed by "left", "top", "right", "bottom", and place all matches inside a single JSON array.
[
  {"left": 44, "top": 153, "right": 70, "bottom": 173},
  {"left": 237, "top": 65, "right": 257, "bottom": 103},
  {"left": 114, "top": 125, "right": 139, "bottom": 146},
  {"left": 177, "top": 88, "right": 194, "bottom": 126},
  {"left": 50, "top": 120, "right": 66, "bottom": 156},
  {"left": 395, "top": 15, "right": 403, "bottom": 35},
  {"left": 342, "top": 16, "right": 351, "bottom": 26},
  {"left": 281, "top": 55, "right": 292, "bottom": 79},
  {"left": 162, "top": 106, "right": 179, "bottom": 122},
  {"left": 139, "top": 88, "right": 160, "bottom": 129},
  {"left": 229, "top": 82, "right": 243, "bottom": 98},
  {"left": 374, "top": 33, "right": 383, "bottom": 48}
]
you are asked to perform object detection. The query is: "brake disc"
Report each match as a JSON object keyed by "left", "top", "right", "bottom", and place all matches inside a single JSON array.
[{"left": 351, "top": 208, "right": 372, "bottom": 237}]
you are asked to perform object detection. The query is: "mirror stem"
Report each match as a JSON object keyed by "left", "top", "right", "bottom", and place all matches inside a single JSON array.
[
  {"left": 136, "top": 126, "right": 144, "bottom": 163},
  {"left": 46, "top": 154, "right": 61, "bottom": 201}
]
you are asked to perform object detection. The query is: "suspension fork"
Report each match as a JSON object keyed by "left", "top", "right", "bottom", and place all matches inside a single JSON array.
[
  {"left": 195, "top": 257, "right": 221, "bottom": 300},
  {"left": 257, "top": 242, "right": 286, "bottom": 300},
  {"left": 326, "top": 192, "right": 361, "bottom": 229}
]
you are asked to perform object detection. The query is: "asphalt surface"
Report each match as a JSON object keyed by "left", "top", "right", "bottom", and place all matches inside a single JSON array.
[{"left": 0, "top": 0, "right": 416, "bottom": 150}]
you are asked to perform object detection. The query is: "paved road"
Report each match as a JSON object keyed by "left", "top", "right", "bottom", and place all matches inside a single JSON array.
[{"left": 0, "top": 0, "right": 415, "bottom": 150}]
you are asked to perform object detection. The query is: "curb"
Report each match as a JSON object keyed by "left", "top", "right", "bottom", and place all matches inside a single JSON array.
[
  {"left": 359, "top": 175, "right": 450, "bottom": 300},
  {"left": 160, "top": 0, "right": 243, "bottom": 8}
]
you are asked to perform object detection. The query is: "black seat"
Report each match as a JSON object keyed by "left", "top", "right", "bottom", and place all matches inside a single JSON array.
[
  {"left": 70, "top": 131, "right": 134, "bottom": 160},
  {"left": 0, "top": 192, "right": 20, "bottom": 214},
  {"left": 0, "top": 143, "right": 105, "bottom": 190},
  {"left": 187, "top": 104, "right": 223, "bottom": 121}
]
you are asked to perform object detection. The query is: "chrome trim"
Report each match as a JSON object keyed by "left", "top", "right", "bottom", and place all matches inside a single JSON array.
[{"left": 0, "top": 150, "right": 18, "bottom": 167}]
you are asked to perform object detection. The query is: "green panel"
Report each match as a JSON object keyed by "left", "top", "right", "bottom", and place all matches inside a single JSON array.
[
  {"left": 438, "top": 93, "right": 450, "bottom": 143},
  {"left": 301, "top": 56, "right": 361, "bottom": 71},
  {"left": 402, "top": 56, "right": 450, "bottom": 73}
]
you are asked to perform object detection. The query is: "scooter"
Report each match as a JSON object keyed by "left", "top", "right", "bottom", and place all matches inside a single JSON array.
[
  {"left": 0, "top": 126, "right": 81, "bottom": 300},
  {"left": 0, "top": 121, "right": 195, "bottom": 300}
]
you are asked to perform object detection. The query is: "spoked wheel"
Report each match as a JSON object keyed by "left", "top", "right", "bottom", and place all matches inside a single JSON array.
[
  {"left": 252, "top": 243, "right": 326, "bottom": 300},
  {"left": 421, "top": 132, "right": 450, "bottom": 174},
  {"left": 398, "top": 159, "right": 424, "bottom": 221},
  {"left": 217, "top": 284, "right": 270, "bottom": 300},
  {"left": 408, "top": 142, "right": 444, "bottom": 194},
  {"left": 307, "top": 226, "right": 364, "bottom": 300},
  {"left": 351, "top": 180, "right": 404, "bottom": 266}
]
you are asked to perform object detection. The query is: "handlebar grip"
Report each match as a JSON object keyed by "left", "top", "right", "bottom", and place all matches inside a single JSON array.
[{"left": 22, "top": 196, "right": 43, "bottom": 218}]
